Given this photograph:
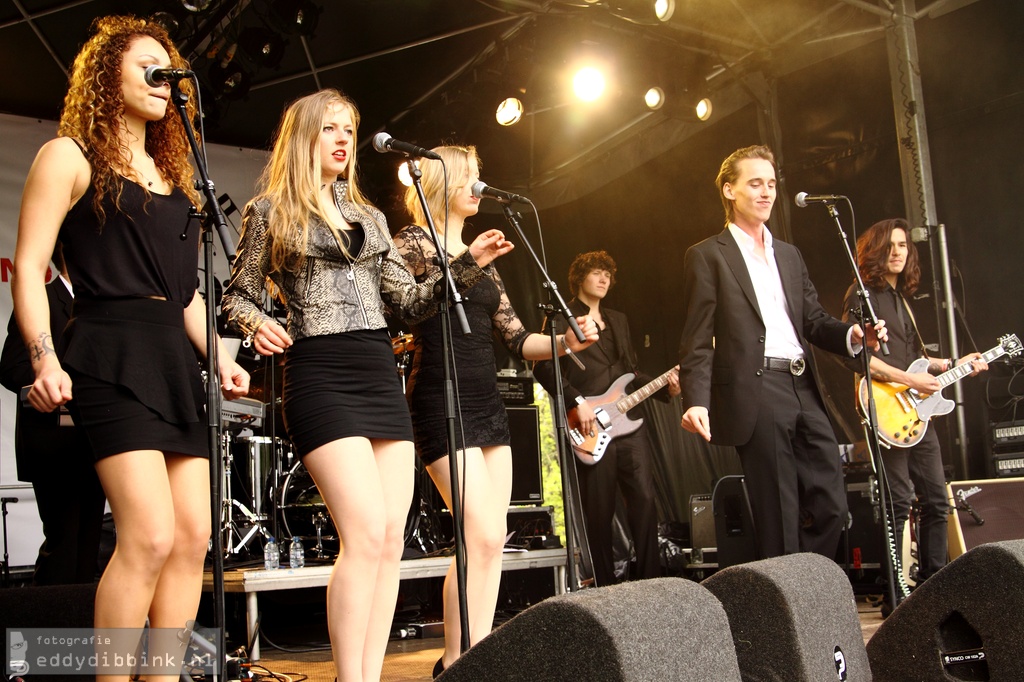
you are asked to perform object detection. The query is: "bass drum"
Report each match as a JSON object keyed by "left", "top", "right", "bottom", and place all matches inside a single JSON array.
[{"left": 279, "top": 461, "right": 339, "bottom": 557}]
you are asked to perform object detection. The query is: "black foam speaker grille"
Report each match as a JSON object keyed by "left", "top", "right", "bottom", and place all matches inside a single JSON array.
[
  {"left": 867, "top": 539, "right": 1024, "bottom": 682},
  {"left": 507, "top": 405, "right": 543, "bottom": 505},
  {"left": 438, "top": 577, "right": 742, "bottom": 681},
  {"left": 702, "top": 552, "right": 871, "bottom": 682}
]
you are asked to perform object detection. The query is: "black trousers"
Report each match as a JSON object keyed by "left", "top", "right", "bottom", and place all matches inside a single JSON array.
[
  {"left": 32, "top": 460, "right": 106, "bottom": 585},
  {"left": 735, "top": 370, "right": 848, "bottom": 559},
  {"left": 576, "top": 429, "right": 661, "bottom": 587},
  {"left": 881, "top": 427, "right": 948, "bottom": 579}
]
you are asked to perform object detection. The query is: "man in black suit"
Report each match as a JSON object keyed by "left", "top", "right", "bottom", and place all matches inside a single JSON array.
[
  {"left": 677, "top": 145, "right": 885, "bottom": 560},
  {"left": 0, "top": 247, "right": 103, "bottom": 584},
  {"left": 535, "top": 250, "right": 679, "bottom": 587}
]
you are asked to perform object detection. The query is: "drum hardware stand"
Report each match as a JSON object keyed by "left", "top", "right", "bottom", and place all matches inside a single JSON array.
[
  {"left": 311, "top": 511, "right": 330, "bottom": 559},
  {"left": 219, "top": 433, "right": 270, "bottom": 558},
  {"left": 1, "top": 496, "right": 17, "bottom": 587}
]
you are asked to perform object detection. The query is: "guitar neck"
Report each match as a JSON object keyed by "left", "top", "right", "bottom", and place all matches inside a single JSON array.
[
  {"left": 937, "top": 346, "right": 1006, "bottom": 387},
  {"left": 617, "top": 368, "right": 674, "bottom": 413}
]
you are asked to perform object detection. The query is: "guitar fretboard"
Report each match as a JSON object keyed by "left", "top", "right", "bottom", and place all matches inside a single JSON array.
[
  {"left": 937, "top": 343, "right": 1014, "bottom": 388},
  {"left": 616, "top": 369, "right": 675, "bottom": 413}
]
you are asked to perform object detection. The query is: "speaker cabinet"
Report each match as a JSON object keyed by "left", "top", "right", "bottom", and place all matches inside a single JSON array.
[
  {"left": 712, "top": 475, "right": 758, "bottom": 568},
  {"left": 703, "top": 552, "right": 872, "bottom": 682},
  {"left": 507, "top": 405, "right": 543, "bottom": 505},
  {"left": 947, "top": 477, "right": 1024, "bottom": 560},
  {"left": 867, "top": 539, "right": 1024, "bottom": 682},
  {"left": 438, "top": 577, "right": 742, "bottom": 681},
  {"left": 689, "top": 493, "right": 715, "bottom": 550}
]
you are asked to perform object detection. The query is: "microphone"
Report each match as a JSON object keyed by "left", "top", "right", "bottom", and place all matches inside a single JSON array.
[
  {"left": 471, "top": 181, "right": 530, "bottom": 204},
  {"left": 794, "top": 191, "right": 845, "bottom": 208},
  {"left": 371, "top": 133, "right": 441, "bottom": 160},
  {"left": 144, "top": 65, "right": 195, "bottom": 87}
]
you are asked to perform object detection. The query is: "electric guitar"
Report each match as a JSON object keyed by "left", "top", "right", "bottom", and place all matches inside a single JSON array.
[
  {"left": 567, "top": 367, "right": 677, "bottom": 465},
  {"left": 859, "top": 333, "right": 1021, "bottom": 448}
]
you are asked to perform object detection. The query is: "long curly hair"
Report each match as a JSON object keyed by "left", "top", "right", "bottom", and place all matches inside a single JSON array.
[
  {"left": 856, "top": 217, "right": 920, "bottom": 295},
  {"left": 58, "top": 15, "right": 200, "bottom": 223},
  {"left": 258, "top": 89, "right": 377, "bottom": 273},
  {"left": 403, "top": 145, "right": 478, "bottom": 232},
  {"left": 568, "top": 250, "right": 617, "bottom": 297}
]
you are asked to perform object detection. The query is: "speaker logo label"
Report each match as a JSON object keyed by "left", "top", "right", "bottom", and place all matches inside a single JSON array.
[
  {"left": 833, "top": 646, "right": 848, "bottom": 680},
  {"left": 942, "top": 648, "right": 987, "bottom": 667}
]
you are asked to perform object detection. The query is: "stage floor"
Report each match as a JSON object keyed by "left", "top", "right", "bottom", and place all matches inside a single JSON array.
[{"left": 249, "top": 596, "right": 886, "bottom": 682}]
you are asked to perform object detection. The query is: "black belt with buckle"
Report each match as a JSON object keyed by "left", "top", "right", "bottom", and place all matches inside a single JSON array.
[{"left": 764, "top": 356, "right": 806, "bottom": 376}]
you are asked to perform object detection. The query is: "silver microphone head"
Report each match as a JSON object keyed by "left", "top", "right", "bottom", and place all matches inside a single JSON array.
[
  {"left": 471, "top": 181, "right": 487, "bottom": 199},
  {"left": 372, "top": 132, "right": 392, "bottom": 154}
]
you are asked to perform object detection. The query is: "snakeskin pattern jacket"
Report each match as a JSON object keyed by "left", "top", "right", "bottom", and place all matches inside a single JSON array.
[{"left": 222, "top": 180, "right": 486, "bottom": 342}]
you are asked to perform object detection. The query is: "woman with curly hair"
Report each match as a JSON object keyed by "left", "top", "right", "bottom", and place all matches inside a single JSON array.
[
  {"left": 12, "top": 15, "right": 249, "bottom": 679},
  {"left": 393, "top": 145, "right": 598, "bottom": 676},
  {"left": 222, "top": 91, "right": 512, "bottom": 682}
]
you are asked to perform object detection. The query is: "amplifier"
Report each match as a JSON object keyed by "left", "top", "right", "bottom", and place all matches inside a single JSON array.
[
  {"left": 497, "top": 374, "right": 535, "bottom": 405},
  {"left": 991, "top": 420, "right": 1024, "bottom": 446},
  {"left": 993, "top": 452, "right": 1024, "bottom": 478}
]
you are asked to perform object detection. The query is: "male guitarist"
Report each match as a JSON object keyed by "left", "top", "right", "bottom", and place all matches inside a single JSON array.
[
  {"left": 842, "top": 218, "right": 987, "bottom": 586},
  {"left": 534, "top": 250, "right": 679, "bottom": 587}
]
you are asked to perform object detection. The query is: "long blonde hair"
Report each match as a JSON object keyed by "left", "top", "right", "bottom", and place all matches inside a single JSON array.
[
  {"left": 258, "top": 89, "right": 378, "bottom": 273},
  {"left": 403, "top": 145, "right": 478, "bottom": 232}
]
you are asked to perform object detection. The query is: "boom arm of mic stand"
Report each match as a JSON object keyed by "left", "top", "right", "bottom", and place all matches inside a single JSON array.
[
  {"left": 169, "top": 83, "right": 228, "bottom": 681},
  {"left": 499, "top": 203, "right": 584, "bottom": 343}
]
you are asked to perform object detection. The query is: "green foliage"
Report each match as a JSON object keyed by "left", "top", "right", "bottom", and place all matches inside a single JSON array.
[{"left": 535, "top": 384, "right": 565, "bottom": 541}]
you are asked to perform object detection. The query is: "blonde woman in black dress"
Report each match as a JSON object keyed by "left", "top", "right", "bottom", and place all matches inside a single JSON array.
[
  {"left": 222, "top": 92, "right": 512, "bottom": 682},
  {"left": 394, "top": 145, "right": 598, "bottom": 675}
]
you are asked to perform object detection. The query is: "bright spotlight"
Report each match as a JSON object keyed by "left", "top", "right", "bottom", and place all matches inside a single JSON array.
[
  {"left": 696, "top": 97, "right": 713, "bottom": 121},
  {"left": 573, "top": 67, "right": 606, "bottom": 102},
  {"left": 397, "top": 161, "right": 416, "bottom": 187},
  {"left": 495, "top": 97, "right": 524, "bottom": 126},
  {"left": 644, "top": 87, "right": 665, "bottom": 110},
  {"left": 654, "top": 0, "right": 675, "bottom": 22}
]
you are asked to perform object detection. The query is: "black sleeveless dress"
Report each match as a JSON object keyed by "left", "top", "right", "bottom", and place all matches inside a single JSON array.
[
  {"left": 394, "top": 225, "right": 530, "bottom": 465},
  {"left": 57, "top": 178, "right": 207, "bottom": 459}
]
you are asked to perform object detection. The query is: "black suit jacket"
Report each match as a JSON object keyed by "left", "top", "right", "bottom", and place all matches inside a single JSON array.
[
  {"left": 677, "top": 228, "right": 852, "bottom": 447},
  {"left": 0, "top": 278, "right": 88, "bottom": 482}
]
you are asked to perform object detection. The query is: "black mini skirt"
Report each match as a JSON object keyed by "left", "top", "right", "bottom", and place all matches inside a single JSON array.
[{"left": 282, "top": 328, "right": 414, "bottom": 457}]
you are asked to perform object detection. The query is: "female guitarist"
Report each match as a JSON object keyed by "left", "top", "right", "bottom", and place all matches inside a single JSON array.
[
  {"left": 534, "top": 250, "right": 680, "bottom": 588},
  {"left": 842, "top": 218, "right": 987, "bottom": 588}
]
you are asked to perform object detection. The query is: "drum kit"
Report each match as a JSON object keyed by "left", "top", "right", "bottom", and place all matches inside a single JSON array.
[{"left": 217, "top": 332, "right": 442, "bottom": 563}]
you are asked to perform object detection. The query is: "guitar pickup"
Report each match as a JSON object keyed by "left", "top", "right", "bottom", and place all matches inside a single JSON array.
[
  {"left": 569, "top": 429, "right": 585, "bottom": 446},
  {"left": 594, "top": 408, "right": 612, "bottom": 430}
]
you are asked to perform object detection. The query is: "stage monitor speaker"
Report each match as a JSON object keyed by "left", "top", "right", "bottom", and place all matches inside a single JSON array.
[
  {"left": 437, "top": 577, "right": 742, "bottom": 681},
  {"left": 702, "top": 552, "right": 871, "bottom": 682},
  {"left": 867, "top": 539, "right": 1024, "bottom": 682},
  {"left": 0, "top": 582, "right": 96, "bottom": 631},
  {"left": 947, "top": 477, "right": 1024, "bottom": 560},
  {"left": 507, "top": 405, "right": 543, "bottom": 505},
  {"left": 712, "top": 475, "right": 758, "bottom": 568}
]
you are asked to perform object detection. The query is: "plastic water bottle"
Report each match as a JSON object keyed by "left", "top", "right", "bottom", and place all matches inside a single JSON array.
[
  {"left": 289, "top": 536, "right": 305, "bottom": 569},
  {"left": 263, "top": 536, "right": 279, "bottom": 570}
]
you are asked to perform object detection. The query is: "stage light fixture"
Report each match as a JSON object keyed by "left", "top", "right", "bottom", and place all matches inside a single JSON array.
[
  {"left": 208, "top": 61, "right": 251, "bottom": 100},
  {"left": 695, "top": 96, "right": 713, "bottom": 121},
  {"left": 608, "top": 0, "right": 675, "bottom": 24},
  {"left": 271, "top": 0, "right": 321, "bottom": 37},
  {"left": 573, "top": 67, "right": 605, "bottom": 102},
  {"left": 239, "top": 27, "right": 287, "bottom": 68},
  {"left": 397, "top": 161, "right": 416, "bottom": 187},
  {"left": 150, "top": 11, "right": 181, "bottom": 38},
  {"left": 495, "top": 97, "right": 524, "bottom": 126},
  {"left": 644, "top": 86, "right": 665, "bottom": 110},
  {"left": 654, "top": 0, "right": 675, "bottom": 21},
  {"left": 180, "top": 0, "right": 213, "bottom": 12}
]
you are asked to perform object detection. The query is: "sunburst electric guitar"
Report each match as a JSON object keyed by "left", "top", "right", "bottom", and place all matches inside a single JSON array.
[
  {"left": 567, "top": 368, "right": 676, "bottom": 465},
  {"left": 859, "top": 333, "right": 1021, "bottom": 448}
]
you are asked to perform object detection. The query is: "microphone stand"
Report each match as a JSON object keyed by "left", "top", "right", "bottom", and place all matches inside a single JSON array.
[
  {"left": 822, "top": 201, "right": 906, "bottom": 610},
  {"left": 169, "top": 80, "right": 235, "bottom": 679},
  {"left": 406, "top": 160, "right": 472, "bottom": 653},
  {"left": 498, "top": 202, "right": 590, "bottom": 591}
]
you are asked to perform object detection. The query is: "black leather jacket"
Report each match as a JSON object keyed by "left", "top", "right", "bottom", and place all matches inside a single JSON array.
[{"left": 222, "top": 180, "right": 485, "bottom": 341}]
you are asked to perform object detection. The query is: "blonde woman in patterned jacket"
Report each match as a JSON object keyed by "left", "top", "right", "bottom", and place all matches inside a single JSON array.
[{"left": 222, "top": 89, "right": 512, "bottom": 682}]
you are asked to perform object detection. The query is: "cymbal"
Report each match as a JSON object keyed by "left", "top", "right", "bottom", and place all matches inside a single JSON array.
[{"left": 392, "top": 333, "right": 415, "bottom": 355}]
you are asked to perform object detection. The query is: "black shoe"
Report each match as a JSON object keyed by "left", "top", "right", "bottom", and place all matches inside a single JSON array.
[{"left": 432, "top": 656, "right": 445, "bottom": 678}]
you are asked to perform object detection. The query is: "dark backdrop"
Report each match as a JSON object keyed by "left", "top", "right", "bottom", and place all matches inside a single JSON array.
[{"left": 376, "top": 0, "right": 1024, "bottom": 522}]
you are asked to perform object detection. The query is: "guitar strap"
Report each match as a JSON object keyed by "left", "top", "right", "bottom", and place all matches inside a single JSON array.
[{"left": 897, "top": 291, "right": 931, "bottom": 361}]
